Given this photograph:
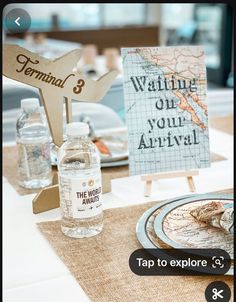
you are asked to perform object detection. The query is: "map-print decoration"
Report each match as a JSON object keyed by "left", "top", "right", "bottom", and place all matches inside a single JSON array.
[
  {"left": 154, "top": 194, "right": 234, "bottom": 259},
  {"left": 136, "top": 193, "right": 234, "bottom": 275},
  {"left": 121, "top": 46, "right": 210, "bottom": 196}
]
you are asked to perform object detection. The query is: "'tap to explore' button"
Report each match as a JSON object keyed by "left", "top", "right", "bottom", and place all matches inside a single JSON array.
[{"left": 129, "top": 249, "right": 232, "bottom": 276}]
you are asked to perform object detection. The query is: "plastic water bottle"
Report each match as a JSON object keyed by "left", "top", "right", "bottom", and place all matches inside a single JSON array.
[
  {"left": 58, "top": 122, "right": 103, "bottom": 238},
  {"left": 16, "top": 98, "right": 52, "bottom": 189}
]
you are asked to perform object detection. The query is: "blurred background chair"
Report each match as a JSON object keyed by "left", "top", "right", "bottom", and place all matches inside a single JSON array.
[
  {"left": 3, "top": 78, "right": 39, "bottom": 111},
  {"left": 167, "top": 21, "right": 198, "bottom": 45}
]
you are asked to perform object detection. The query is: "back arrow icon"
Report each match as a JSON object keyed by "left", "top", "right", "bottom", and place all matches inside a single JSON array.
[{"left": 15, "top": 17, "right": 20, "bottom": 26}]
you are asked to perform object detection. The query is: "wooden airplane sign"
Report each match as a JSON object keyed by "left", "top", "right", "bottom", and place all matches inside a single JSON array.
[{"left": 3, "top": 44, "right": 118, "bottom": 146}]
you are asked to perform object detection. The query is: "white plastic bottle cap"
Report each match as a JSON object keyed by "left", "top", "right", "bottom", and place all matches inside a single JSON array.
[
  {"left": 66, "top": 122, "right": 89, "bottom": 136},
  {"left": 21, "top": 98, "right": 40, "bottom": 110}
]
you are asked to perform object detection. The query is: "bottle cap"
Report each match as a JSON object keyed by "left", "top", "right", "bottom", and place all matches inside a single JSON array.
[
  {"left": 21, "top": 98, "right": 40, "bottom": 110},
  {"left": 66, "top": 122, "right": 89, "bottom": 136}
]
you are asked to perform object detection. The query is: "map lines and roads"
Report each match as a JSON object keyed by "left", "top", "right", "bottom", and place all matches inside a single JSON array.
[{"left": 121, "top": 46, "right": 210, "bottom": 175}]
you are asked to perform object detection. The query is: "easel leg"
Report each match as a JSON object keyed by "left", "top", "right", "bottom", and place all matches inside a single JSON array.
[
  {"left": 187, "top": 176, "right": 195, "bottom": 192},
  {"left": 144, "top": 180, "right": 152, "bottom": 197}
]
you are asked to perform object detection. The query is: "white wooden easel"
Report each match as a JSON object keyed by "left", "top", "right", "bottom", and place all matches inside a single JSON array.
[{"left": 141, "top": 170, "right": 199, "bottom": 197}]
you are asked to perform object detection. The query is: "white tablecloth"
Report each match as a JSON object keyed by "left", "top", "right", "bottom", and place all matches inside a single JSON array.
[{"left": 3, "top": 128, "right": 233, "bottom": 302}]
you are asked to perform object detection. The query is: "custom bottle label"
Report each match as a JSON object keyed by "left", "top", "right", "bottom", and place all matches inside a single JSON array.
[{"left": 58, "top": 173, "right": 102, "bottom": 219}]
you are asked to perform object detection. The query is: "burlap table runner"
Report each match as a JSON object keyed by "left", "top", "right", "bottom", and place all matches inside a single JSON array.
[
  {"left": 3, "top": 115, "right": 233, "bottom": 196},
  {"left": 210, "top": 115, "right": 233, "bottom": 135},
  {"left": 2, "top": 145, "right": 129, "bottom": 195},
  {"left": 3, "top": 145, "right": 225, "bottom": 196},
  {"left": 38, "top": 192, "right": 233, "bottom": 302}
]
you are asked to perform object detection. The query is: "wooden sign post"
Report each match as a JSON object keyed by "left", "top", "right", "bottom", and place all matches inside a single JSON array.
[
  {"left": 3, "top": 44, "right": 118, "bottom": 146},
  {"left": 3, "top": 44, "right": 118, "bottom": 212}
]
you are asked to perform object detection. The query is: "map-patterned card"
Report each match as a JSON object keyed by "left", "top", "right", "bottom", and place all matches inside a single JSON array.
[{"left": 121, "top": 46, "right": 210, "bottom": 175}]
